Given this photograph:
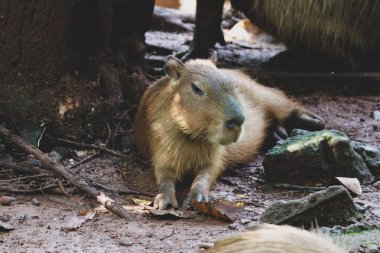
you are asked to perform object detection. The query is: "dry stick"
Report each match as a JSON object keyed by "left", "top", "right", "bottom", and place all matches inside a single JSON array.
[
  {"left": 0, "top": 161, "right": 45, "bottom": 174},
  {"left": 159, "top": 228, "right": 175, "bottom": 240},
  {"left": 94, "top": 182, "right": 152, "bottom": 196},
  {"left": 56, "top": 179, "right": 71, "bottom": 197},
  {"left": 69, "top": 152, "right": 100, "bottom": 170},
  {"left": 0, "top": 184, "right": 59, "bottom": 193},
  {"left": 0, "top": 124, "right": 131, "bottom": 219},
  {"left": 0, "top": 173, "right": 53, "bottom": 182},
  {"left": 47, "top": 136, "right": 131, "bottom": 160}
]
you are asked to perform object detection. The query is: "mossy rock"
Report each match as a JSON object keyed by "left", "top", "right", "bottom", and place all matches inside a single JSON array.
[
  {"left": 263, "top": 130, "right": 372, "bottom": 183},
  {"left": 260, "top": 186, "right": 357, "bottom": 227}
]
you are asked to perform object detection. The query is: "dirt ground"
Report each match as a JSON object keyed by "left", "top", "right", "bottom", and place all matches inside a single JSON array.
[{"left": 1, "top": 3, "right": 380, "bottom": 253}]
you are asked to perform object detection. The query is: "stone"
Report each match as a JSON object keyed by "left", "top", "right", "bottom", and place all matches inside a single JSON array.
[
  {"left": 260, "top": 186, "right": 357, "bottom": 227},
  {"left": 119, "top": 237, "right": 133, "bottom": 246},
  {"left": 32, "top": 198, "right": 40, "bottom": 206},
  {"left": 263, "top": 130, "right": 372, "bottom": 183},
  {"left": 48, "top": 151, "right": 62, "bottom": 163},
  {"left": 372, "top": 110, "right": 380, "bottom": 121},
  {"left": 371, "top": 209, "right": 380, "bottom": 218},
  {"left": 351, "top": 141, "right": 380, "bottom": 175}
]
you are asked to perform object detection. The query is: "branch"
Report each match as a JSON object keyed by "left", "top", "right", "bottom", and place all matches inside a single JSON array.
[
  {"left": 0, "top": 124, "right": 131, "bottom": 219},
  {"left": 47, "top": 136, "right": 131, "bottom": 159}
]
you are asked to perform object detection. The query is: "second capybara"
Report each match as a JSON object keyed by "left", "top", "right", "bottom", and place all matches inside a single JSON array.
[
  {"left": 204, "top": 224, "right": 347, "bottom": 253},
  {"left": 133, "top": 56, "right": 324, "bottom": 209},
  {"left": 180, "top": 0, "right": 380, "bottom": 70}
]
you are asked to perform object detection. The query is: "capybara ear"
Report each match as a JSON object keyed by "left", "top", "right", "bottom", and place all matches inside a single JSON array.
[
  {"left": 164, "top": 55, "right": 184, "bottom": 80},
  {"left": 210, "top": 51, "right": 217, "bottom": 65}
]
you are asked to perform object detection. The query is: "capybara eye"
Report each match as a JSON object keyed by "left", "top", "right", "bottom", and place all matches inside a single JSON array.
[{"left": 191, "top": 83, "right": 204, "bottom": 96}]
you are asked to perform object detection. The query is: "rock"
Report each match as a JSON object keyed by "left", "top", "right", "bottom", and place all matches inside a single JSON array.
[
  {"left": 374, "top": 181, "right": 380, "bottom": 189},
  {"left": 48, "top": 151, "right": 62, "bottom": 163},
  {"left": 31, "top": 198, "right": 40, "bottom": 206},
  {"left": 371, "top": 209, "right": 380, "bottom": 218},
  {"left": 351, "top": 141, "right": 380, "bottom": 175},
  {"left": 232, "top": 186, "right": 251, "bottom": 194},
  {"left": 263, "top": 130, "right": 372, "bottom": 183},
  {"left": 240, "top": 218, "right": 252, "bottom": 224},
  {"left": 372, "top": 110, "right": 380, "bottom": 121},
  {"left": 119, "top": 237, "right": 133, "bottom": 246},
  {"left": 51, "top": 146, "right": 70, "bottom": 159},
  {"left": 260, "top": 186, "right": 357, "bottom": 227}
]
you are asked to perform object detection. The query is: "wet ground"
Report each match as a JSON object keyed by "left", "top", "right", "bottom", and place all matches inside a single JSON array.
[{"left": 1, "top": 3, "right": 380, "bottom": 253}]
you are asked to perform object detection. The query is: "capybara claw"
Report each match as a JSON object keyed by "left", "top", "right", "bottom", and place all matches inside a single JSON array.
[{"left": 153, "top": 193, "right": 178, "bottom": 210}]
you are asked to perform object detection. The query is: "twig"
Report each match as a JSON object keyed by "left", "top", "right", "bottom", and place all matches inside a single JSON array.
[
  {"left": 0, "top": 124, "right": 131, "bottom": 219},
  {"left": 117, "top": 169, "right": 156, "bottom": 197},
  {"left": 56, "top": 179, "right": 71, "bottom": 197},
  {"left": 105, "top": 121, "right": 112, "bottom": 146},
  {"left": 0, "top": 184, "right": 59, "bottom": 193},
  {"left": 272, "top": 183, "right": 325, "bottom": 192},
  {"left": 47, "top": 136, "right": 131, "bottom": 160},
  {"left": 0, "top": 160, "right": 45, "bottom": 174},
  {"left": 159, "top": 228, "right": 175, "bottom": 240},
  {"left": 94, "top": 182, "right": 154, "bottom": 197},
  {"left": 69, "top": 152, "right": 100, "bottom": 169},
  {"left": 0, "top": 173, "right": 53, "bottom": 182}
]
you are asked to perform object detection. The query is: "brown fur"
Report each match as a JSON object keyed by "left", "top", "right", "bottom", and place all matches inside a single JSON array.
[
  {"left": 204, "top": 224, "right": 347, "bottom": 253},
  {"left": 133, "top": 56, "right": 323, "bottom": 209}
]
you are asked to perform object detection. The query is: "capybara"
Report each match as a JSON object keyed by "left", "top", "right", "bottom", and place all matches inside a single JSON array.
[
  {"left": 204, "top": 224, "right": 347, "bottom": 253},
  {"left": 180, "top": 0, "right": 380, "bottom": 70},
  {"left": 133, "top": 56, "right": 324, "bottom": 209}
]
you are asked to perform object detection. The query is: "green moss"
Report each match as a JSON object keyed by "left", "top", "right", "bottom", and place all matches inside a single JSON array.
[{"left": 267, "top": 130, "right": 348, "bottom": 155}]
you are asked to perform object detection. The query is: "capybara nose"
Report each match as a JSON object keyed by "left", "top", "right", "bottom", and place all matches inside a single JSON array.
[{"left": 226, "top": 115, "right": 245, "bottom": 130}]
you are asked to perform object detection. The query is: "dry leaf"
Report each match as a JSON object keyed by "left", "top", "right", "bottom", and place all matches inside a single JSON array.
[
  {"left": 332, "top": 177, "right": 362, "bottom": 196},
  {"left": 193, "top": 199, "right": 246, "bottom": 222},
  {"left": 61, "top": 210, "right": 96, "bottom": 231},
  {"left": 131, "top": 198, "right": 153, "bottom": 207}
]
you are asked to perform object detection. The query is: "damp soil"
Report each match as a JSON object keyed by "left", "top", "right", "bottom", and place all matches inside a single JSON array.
[{"left": 1, "top": 5, "right": 380, "bottom": 253}]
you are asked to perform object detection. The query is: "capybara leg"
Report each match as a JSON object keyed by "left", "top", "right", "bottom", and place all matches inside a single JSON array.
[
  {"left": 285, "top": 109, "right": 325, "bottom": 131},
  {"left": 176, "top": 0, "right": 225, "bottom": 61},
  {"left": 154, "top": 174, "right": 178, "bottom": 210},
  {"left": 186, "top": 169, "right": 216, "bottom": 205}
]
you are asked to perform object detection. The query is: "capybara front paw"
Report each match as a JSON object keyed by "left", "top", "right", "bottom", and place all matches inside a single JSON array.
[
  {"left": 189, "top": 190, "right": 210, "bottom": 203},
  {"left": 153, "top": 193, "right": 178, "bottom": 210}
]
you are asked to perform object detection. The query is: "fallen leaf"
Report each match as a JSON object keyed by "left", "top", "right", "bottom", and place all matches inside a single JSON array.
[
  {"left": 331, "top": 177, "right": 362, "bottom": 196},
  {"left": 0, "top": 196, "right": 17, "bottom": 206},
  {"left": 61, "top": 210, "right": 96, "bottom": 231},
  {"left": 131, "top": 198, "right": 153, "bottom": 207},
  {"left": 193, "top": 199, "right": 246, "bottom": 222},
  {"left": 0, "top": 222, "right": 14, "bottom": 231}
]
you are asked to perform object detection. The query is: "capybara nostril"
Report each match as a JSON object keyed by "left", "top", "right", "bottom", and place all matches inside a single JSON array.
[{"left": 226, "top": 115, "right": 245, "bottom": 130}]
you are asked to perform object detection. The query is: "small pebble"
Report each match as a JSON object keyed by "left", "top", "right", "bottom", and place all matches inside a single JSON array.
[
  {"left": 240, "top": 218, "right": 252, "bottom": 224},
  {"left": 119, "top": 237, "right": 133, "bottom": 246},
  {"left": 372, "top": 110, "right": 380, "bottom": 121},
  {"left": 32, "top": 198, "right": 40, "bottom": 206},
  {"left": 371, "top": 209, "right": 380, "bottom": 218},
  {"left": 373, "top": 181, "right": 380, "bottom": 189}
]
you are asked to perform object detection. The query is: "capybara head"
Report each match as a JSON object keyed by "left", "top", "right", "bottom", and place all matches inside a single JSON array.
[{"left": 164, "top": 56, "right": 245, "bottom": 145}]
